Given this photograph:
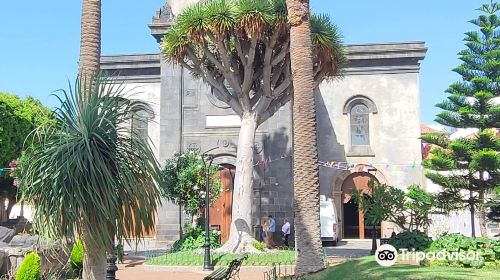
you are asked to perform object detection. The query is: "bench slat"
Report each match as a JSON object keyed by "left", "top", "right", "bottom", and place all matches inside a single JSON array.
[{"left": 204, "top": 254, "right": 248, "bottom": 280}]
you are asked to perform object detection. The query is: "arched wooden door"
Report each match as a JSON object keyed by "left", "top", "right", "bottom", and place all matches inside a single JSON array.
[
  {"left": 210, "top": 166, "right": 235, "bottom": 244},
  {"left": 341, "top": 172, "right": 378, "bottom": 239}
]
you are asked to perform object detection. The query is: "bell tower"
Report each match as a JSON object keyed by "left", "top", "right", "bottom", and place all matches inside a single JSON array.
[{"left": 149, "top": 0, "right": 201, "bottom": 43}]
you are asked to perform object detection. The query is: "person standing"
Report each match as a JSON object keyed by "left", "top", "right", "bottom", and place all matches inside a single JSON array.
[
  {"left": 261, "top": 217, "right": 269, "bottom": 245},
  {"left": 267, "top": 215, "right": 276, "bottom": 248},
  {"left": 282, "top": 218, "right": 291, "bottom": 247}
]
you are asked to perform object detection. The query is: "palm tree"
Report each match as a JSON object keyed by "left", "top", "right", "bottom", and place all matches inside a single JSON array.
[
  {"left": 79, "top": 0, "right": 101, "bottom": 77},
  {"left": 286, "top": 0, "right": 337, "bottom": 274},
  {"left": 20, "top": 76, "right": 162, "bottom": 280}
]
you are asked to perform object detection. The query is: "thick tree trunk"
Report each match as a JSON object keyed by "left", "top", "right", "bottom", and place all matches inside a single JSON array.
[
  {"left": 79, "top": 0, "right": 101, "bottom": 78},
  {"left": 478, "top": 191, "right": 488, "bottom": 237},
  {"left": 82, "top": 230, "right": 106, "bottom": 280},
  {"left": 0, "top": 197, "right": 7, "bottom": 222},
  {"left": 217, "top": 114, "right": 260, "bottom": 253},
  {"left": 287, "top": 0, "right": 325, "bottom": 274},
  {"left": 470, "top": 190, "right": 476, "bottom": 238}
]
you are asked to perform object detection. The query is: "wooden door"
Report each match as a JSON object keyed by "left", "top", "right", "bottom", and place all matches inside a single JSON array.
[
  {"left": 210, "top": 166, "right": 235, "bottom": 244},
  {"left": 341, "top": 172, "right": 376, "bottom": 239},
  {"left": 123, "top": 207, "right": 156, "bottom": 238}
]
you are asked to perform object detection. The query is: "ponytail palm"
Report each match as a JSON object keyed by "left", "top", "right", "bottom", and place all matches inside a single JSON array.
[{"left": 20, "top": 76, "right": 162, "bottom": 279}]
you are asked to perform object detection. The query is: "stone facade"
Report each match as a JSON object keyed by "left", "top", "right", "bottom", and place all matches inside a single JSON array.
[{"left": 101, "top": 2, "right": 427, "bottom": 242}]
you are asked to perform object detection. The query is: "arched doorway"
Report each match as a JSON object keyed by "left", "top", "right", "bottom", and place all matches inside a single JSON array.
[
  {"left": 341, "top": 172, "right": 380, "bottom": 239},
  {"left": 209, "top": 165, "right": 235, "bottom": 243}
]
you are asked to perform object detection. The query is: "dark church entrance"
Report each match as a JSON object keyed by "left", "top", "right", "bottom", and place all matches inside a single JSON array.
[
  {"left": 341, "top": 172, "right": 381, "bottom": 239},
  {"left": 343, "top": 198, "right": 360, "bottom": 238}
]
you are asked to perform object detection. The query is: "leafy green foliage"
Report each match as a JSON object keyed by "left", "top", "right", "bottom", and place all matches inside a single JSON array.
[
  {"left": 252, "top": 240, "right": 266, "bottom": 251},
  {"left": 388, "top": 231, "right": 432, "bottom": 251},
  {"left": 115, "top": 243, "right": 124, "bottom": 263},
  {"left": 351, "top": 179, "right": 409, "bottom": 251},
  {"left": 351, "top": 179, "right": 405, "bottom": 227},
  {"left": 70, "top": 240, "right": 84, "bottom": 275},
  {"left": 427, "top": 233, "right": 500, "bottom": 269},
  {"left": 15, "top": 252, "right": 41, "bottom": 280},
  {"left": 146, "top": 250, "right": 295, "bottom": 266},
  {"left": 423, "top": 2, "right": 499, "bottom": 236},
  {"left": 486, "top": 186, "right": 500, "bottom": 223},
  {"left": 161, "top": 151, "right": 221, "bottom": 216},
  {"left": 353, "top": 181, "right": 436, "bottom": 233},
  {"left": 388, "top": 185, "right": 436, "bottom": 232},
  {"left": 295, "top": 255, "right": 500, "bottom": 280},
  {"left": 172, "top": 225, "right": 220, "bottom": 252},
  {"left": 0, "top": 92, "right": 54, "bottom": 167},
  {"left": 0, "top": 93, "right": 54, "bottom": 216},
  {"left": 19, "top": 76, "right": 162, "bottom": 253}
]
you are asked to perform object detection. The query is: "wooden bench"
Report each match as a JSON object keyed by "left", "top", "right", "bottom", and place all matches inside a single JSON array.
[{"left": 204, "top": 254, "right": 248, "bottom": 280}]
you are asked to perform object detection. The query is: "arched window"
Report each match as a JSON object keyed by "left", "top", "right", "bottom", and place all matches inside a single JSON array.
[
  {"left": 132, "top": 110, "right": 151, "bottom": 142},
  {"left": 343, "top": 95, "right": 377, "bottom": 156},
  {"left": 350, "top": 104, "right": 370, "bottom": 146}
]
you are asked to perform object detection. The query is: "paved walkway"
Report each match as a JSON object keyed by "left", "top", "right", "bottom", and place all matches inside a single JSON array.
[
  {"left": 116, "top": 239, "right": 374, "bottom": 279},
  {"left": 323, "top": 239, "right": 374, "bottom": 259},
  {"left": 116, "top": 257, "right": 265, "bottom": 280}
]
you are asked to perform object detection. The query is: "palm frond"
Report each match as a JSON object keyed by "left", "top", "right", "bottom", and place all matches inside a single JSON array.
[{"left": 20, "top": 75, "right": 162, "bottom": 251}]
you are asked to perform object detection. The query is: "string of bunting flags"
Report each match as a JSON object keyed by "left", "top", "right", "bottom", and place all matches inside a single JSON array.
[
  {"left": 253, "top": 154, "right": 421, "bottom": 172},
  {"left": 254, "top": 154, "right": 292, "bottom": 167},
  {"left": 317, "top": 160, "right": 422, "bottom": 172}
]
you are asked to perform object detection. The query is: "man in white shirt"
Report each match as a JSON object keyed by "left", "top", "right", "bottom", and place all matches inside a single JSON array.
[{"left": 281, "top": 218, "right": 291, "bottom": 247}]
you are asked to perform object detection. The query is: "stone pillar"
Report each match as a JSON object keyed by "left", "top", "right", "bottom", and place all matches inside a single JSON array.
[
  {"left": 154, "top": 54, "right": 185, "bottom": 242},
  {"left": 333, "top": 190, "right": 342, "bottom": 239},
  {"left": 252, "top": 179, "right": 263, "bottom": 240}
]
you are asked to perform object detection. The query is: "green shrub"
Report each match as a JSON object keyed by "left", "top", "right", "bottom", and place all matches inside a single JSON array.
[
  {"left": 146, "top": 251, "right": 296, "bottom": 266},
  {"left": 70, "top": 240, "right": 84, "bottom": 274},
  {"left": 388, "top": 231, "right": 432, "bottom": 251},
  {"left": 426, "top": 233, "right": 500, "bottom": 269},
  {"left": 16, "top": 252, "right": 41, "bottom": 280},
  {"left": 172, "top": 225, "right": 220, "bottom": 252},
  {"left": 115, "top": 243, "right": 124, "bottom": 263},
  {"left": 252, "top": 240, "right": 266, "bottom": 251}
]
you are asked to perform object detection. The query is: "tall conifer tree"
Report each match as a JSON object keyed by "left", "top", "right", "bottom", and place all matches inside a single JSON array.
[{"left": 422, "top": 2, "right": 499, "bottom": 237}]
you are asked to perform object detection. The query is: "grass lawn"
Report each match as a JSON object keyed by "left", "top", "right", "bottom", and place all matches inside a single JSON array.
[
  {"left": 303, "top": 256, "right": 499, "bottom": 280},
  {"left": 145, "top": 250, "right": 295, "bottom": 266}
]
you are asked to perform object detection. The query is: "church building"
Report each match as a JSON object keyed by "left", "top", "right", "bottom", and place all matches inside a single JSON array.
[{"left": 101, "top": 1, "right": 427, "bottom": 243}]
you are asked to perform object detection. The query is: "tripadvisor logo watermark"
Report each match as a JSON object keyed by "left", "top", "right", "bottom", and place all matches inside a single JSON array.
[
  {"left": 400, "top": 248, "right": 481, "bottom": 263},
  {"left": 375, "top": 244, "right": 398, "bottom": 267},
  {"left": 375, "top": 244, "right": 481, "bottom": 267}
]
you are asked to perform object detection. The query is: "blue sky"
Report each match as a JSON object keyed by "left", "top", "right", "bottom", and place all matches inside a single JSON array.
[{"left": 0, "top": 0, "right": 484, "bottom": 123}]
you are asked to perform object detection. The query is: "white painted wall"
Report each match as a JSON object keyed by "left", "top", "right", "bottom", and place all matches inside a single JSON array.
[
  {"left": 206, "top": 115, "right": 241, "bottom": 128},
  {"left": 118, "top": 83, "right": 162, "bottom": 161},
  {"left": 9, "top": 204, "right": 32, "bottom": 221},
  {"left": 425, "top": 178, "right": 498, "bottom": 238},
  {"left": 319, "top": 73, "right": 424, "bottom": 189}
]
